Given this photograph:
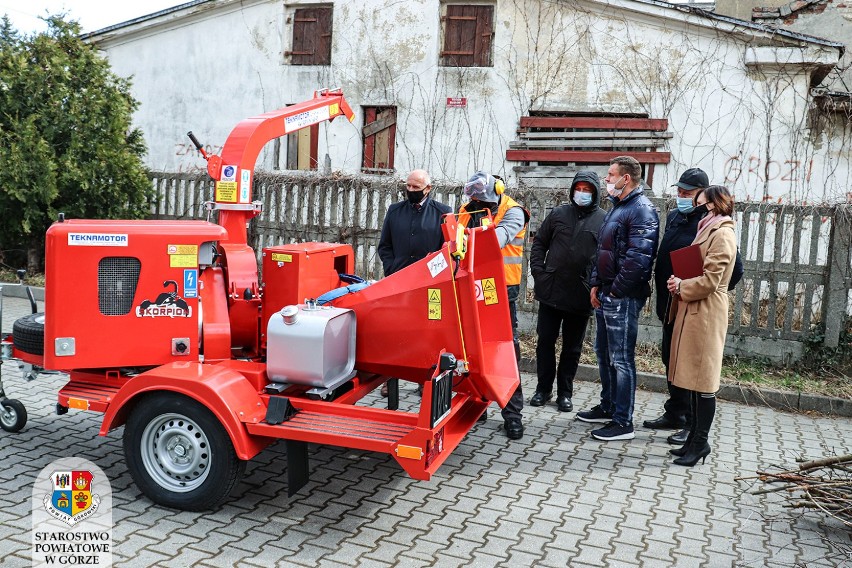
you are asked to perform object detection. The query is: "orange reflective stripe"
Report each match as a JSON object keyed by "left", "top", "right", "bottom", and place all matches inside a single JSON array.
[{"left": 494, "top": 197, "right": 526, "bottom": 285}]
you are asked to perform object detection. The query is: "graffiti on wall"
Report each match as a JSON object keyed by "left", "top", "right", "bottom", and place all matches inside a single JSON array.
[
  {"left": 724, "top": 154, "right": 814, "bottom": 186},
  {"left": 173, "top": 143, "right": 224, "bottom": 174}
]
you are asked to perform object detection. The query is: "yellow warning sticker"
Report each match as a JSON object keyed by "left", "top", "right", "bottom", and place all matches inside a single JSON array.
[
  {"left": 271, "top": 253, "right": 293, "bottom": 262},
  {"left": 428, "top": 288, "right": 441, "bottom": 320},
  {"left": 169, "top": 254, "right": 197, "bottom": 268},
  {"left": 168, "top": 244, "right": 198, "bottom": 255},
  {"left": 483, "top": 277, "right": 498, "bottom": 305},
  {"left": 329, "top": 103, "right": 340, "bottom": 116},
  {"left": 216, "top": 181, "right": 238, "bottom": 202}
]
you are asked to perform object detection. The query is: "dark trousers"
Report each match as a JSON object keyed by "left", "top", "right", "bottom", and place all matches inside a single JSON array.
[
  {"left": 535, "top": 303, "right": 589, "bottom": 398},
  {"left": 502, "top": 285, "right": 524, "bottom": 422},
  {"left": 661, "top": 320, "right": 691, "bottom": 422}
]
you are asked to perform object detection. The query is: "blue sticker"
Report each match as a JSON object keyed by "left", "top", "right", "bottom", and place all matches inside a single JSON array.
[
  {"left": 184, "top": 269, "right": 198, "bottom": 298},
  {"left": 223, "top": 165, "right": 235, "bottom": 178}
]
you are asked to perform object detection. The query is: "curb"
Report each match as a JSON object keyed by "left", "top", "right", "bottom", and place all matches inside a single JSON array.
[
  {"left": 520, "top": 359, "right": 852, "bottom": 418},
  {"left": 1, "top": 284, "right": 44, "bottom": 302}
]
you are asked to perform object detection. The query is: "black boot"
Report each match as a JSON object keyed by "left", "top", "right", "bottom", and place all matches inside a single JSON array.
[
  {"left": 673, "top": 392, "right": 715, "bottom": 467},
  {"left": 670, "top": 391, "right": 697, "bottom": 457}
]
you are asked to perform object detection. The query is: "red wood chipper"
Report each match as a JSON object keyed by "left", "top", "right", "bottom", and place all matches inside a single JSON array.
[{"left": 1, "top": 90, "right": 519, "bottom": 511}]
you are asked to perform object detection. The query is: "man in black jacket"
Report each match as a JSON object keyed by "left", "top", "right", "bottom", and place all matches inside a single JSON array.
[
  {"left": 378, "top": 169, "right": 451, "bottom": 277},
  {"left": 529, "top": 171, "right": 606, "bottom": 413},
  {"left": 643, "top": 168, "right": 744, "bottom": 443},
  {"left": 377, "top": 169, "right": 451, "bottom": 397}
]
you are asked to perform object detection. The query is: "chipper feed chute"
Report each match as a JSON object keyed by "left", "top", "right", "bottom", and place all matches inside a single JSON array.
[{"left": 330, "top": 218, "right": 519, "bottom": 408}]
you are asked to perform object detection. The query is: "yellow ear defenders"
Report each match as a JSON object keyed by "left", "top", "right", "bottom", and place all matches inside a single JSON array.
[{"left": 493, "top": 175, "right": 505, "bottom": 195}]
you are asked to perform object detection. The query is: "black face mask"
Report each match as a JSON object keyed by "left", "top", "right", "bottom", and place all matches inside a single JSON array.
[
  {"left": 407, "top": 190, "right": 425, "bottom": 204},
  {"left": 696, "top": 203, "right": 710, "bottom": 217}
]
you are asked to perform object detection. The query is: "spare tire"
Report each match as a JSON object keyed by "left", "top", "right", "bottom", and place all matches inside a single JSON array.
[{"left": 13, "top": 312, "right": 45, "bottom": 356}]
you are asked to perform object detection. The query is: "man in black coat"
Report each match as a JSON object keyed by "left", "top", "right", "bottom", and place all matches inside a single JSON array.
[
  {"left": 529, "top": 170, "right": 606, "bottom": 413},
  {"left": 378, "top": 169, "right": 451, "bottom": 277},
  {"left": 377, "top": 169, "right": 451, "bottom": 397},
  {"left": 643, "top": 168, "right": 743, "bottom": 443}
]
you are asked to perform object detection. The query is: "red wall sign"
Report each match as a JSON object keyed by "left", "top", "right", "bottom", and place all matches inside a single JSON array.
[{"left": 446, "top": 97, "right": 467, "bottom": 108}]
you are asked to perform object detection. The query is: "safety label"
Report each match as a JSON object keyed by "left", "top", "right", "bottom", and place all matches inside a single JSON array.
[
  {"left": 169, "top": 255, "right": 197, "bottom": 268},
  {"left": 474, "top": 279, "right": 484, "bottom": 301},
  {"left": 216, "top": 164, "right": 238, "bottom": 202},
  {"left": 239, "top": 169, "right": 251, "bottom": 203},
  {"left": 271, "top": 253, "right": 293, "bottom": 262},
  {"left": 482, "top": 277, "right": 498, "bottom": 305},
  {"left": 428, "top": 288, "right": 441, "bottom": 320},
  {"left": 184, "top": 269, "right": 198, "bottom": 298},
  {"left": 168, "top": 244, "right": 197, "bottom": 255},
  {"left": 427, "top": 253, "right": 448, "bottom": 278}
]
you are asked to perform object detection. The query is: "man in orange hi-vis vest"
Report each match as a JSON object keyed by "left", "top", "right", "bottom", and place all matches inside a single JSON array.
[{"left": 458, "top": 170, "right": 530, "bottom": 440}]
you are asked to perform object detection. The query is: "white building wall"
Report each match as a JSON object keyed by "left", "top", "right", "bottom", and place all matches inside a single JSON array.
[{"left": 92, "top": 0, "right": 849, "bottom": 203}]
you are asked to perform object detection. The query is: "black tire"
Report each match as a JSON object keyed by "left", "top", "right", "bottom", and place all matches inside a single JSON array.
[
  {"left": 123, "top": 393, "right": 245, "bottom": 511},
  {"left": 0, "top": 399, "right": 27, "bottom": 432},
  {"left": 12, "top": 313, "right": 44, "bottom": 356}
]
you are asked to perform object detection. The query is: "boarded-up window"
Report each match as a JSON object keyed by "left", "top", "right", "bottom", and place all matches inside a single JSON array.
[
  {"left": 273, "top": 106, "right": 319, "bottom": 171},
  {"left": 288, "top": 6, "right": 333, "bottom": 65},
  {"left": 362, "top": 107, "right": 396, "bottom": 173},
  {"left": 441, "top": 5, "right": 493, "bottom": 67}
]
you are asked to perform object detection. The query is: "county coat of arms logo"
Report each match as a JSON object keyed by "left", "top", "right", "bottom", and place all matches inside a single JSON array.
[{"left": 42, "top": 470, "right": 101, "bottom": 526}]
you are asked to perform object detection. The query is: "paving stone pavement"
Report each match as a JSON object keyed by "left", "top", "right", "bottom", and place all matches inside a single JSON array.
[{"left": 2, "top": 296, "right": 851, "bottom": 567}]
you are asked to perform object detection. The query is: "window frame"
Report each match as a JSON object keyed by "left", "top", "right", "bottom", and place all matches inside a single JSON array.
[{"left": 361, "top": 106, "right": 397, "bottom": 174}]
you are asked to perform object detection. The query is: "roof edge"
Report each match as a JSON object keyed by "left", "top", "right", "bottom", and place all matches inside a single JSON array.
[
  {"left": 80, "top": 0, "right": 214, "bottom": 40},
  {"left": 609, "top": 0, "right": 845, "bottom": 51}
]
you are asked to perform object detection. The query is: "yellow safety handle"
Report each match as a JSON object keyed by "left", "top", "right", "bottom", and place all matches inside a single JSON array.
[{"left": 451, "top": 223, "right": 467, "bottom": 260}]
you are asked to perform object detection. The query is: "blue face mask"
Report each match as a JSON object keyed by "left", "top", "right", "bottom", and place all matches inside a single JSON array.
[
  {"left": 573, "top": 192, "right": 593, "bottom": 207},
  {"left": 676, "top": 197, "right": 695, "bottom": 214}
]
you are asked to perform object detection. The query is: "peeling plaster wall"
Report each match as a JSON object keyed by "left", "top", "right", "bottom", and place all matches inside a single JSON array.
[
  {"left": 717, "top": 0, "right": 852, "bottom": 92},
  {"left": 91, "top": 0, "right": 850, "bottom": 203}
]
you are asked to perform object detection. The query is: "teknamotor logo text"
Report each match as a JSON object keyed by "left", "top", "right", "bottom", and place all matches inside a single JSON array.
[{"left": 67, "top": 233, "right": 128, "bottom": 247}]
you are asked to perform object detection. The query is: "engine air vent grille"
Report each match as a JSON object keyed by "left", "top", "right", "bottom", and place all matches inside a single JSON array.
[{"left": 98, "top": 257, "right": 141, "bottom": 315}]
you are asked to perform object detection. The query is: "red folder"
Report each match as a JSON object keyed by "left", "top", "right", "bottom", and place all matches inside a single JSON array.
[{"left": 670, "top": 244, "right": 703, "bottom": 280}]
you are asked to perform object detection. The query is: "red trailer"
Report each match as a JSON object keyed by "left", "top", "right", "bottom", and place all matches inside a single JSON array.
[{"left": 1, "top": 90, "right": 519, "bottom": 511}]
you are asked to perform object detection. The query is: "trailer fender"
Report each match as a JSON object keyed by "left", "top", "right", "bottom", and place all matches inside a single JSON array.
[{"left": 99, "top": 362, "right": 270, "bottom": 460}]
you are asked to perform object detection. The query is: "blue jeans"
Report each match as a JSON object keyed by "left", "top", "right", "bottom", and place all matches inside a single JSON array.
[{"left": 594, "top": 295, "right": 644, "bottom": 427}]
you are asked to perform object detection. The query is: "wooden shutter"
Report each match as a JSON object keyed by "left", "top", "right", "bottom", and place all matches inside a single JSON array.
[
  {"left": 289, "top": 6, "right": 333, "bottom": 65},
  {"left": 441, "top": 5, "right": 493, "bottom": 67}
]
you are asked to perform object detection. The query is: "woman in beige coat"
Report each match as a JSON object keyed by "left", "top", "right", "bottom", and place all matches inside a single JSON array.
[{"left": 665, "top": 185, "right": 737, "bottom": 467}]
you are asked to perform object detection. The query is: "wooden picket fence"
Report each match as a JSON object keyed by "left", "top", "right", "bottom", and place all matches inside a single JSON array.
[{"left": 148, "top": 171, "right": 852, "bottom": 357}]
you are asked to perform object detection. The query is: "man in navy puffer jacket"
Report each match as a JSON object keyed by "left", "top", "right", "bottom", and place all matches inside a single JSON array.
[{"left": 576, "top": 156, "right": 659, "bottom": 442}]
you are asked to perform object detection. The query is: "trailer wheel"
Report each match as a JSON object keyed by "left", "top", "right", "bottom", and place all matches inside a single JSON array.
[
  {"left": 0, "top": 399, "right": 27, "bottom": 432},
  {"left": 123, "top": 393, "right": 245, "bottom": 511},
  {"left": 12, "top": 313, "right": 45, "bottom": 356}
]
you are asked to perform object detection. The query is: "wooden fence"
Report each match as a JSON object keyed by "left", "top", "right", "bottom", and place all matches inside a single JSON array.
[{"left": 149, "top": 171, "right": 852, "bottom": 360}]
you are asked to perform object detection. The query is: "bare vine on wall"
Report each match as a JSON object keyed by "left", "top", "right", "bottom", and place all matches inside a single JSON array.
[{"left": 279, "top": 0, "right": 852, "bottom": 205}]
